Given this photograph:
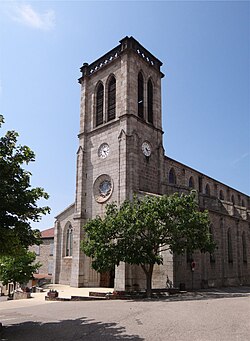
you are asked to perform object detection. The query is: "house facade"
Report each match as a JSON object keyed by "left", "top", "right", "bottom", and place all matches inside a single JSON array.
[{"left": 30, "top": 227, "right": 54, "bottom": 284}]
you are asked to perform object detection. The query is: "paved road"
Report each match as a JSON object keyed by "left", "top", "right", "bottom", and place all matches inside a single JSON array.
[{"left": 0, "top": 288, "right": 250, "bottom": 341}]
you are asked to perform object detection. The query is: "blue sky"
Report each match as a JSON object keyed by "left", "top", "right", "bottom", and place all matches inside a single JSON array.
[{"left": 0, "top": 1, "right": 249, "bottom": 231}]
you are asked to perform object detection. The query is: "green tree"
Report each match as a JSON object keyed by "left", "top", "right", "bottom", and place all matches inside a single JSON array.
[
  {"left": 82, "top": 192, "right": 215, "bottom": 297},
  {"left": 0, "top": 248, "right": 41, "bottom": 291},
  {"left": 0, "top": 115, "right": 50, "bottom": 255}
]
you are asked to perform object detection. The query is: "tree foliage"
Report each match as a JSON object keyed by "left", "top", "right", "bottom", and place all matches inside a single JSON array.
[
  {"left": 0, "top": 247, "right": 41, "bottom": 287},
  {"left": 0, "top": 115, "right": 50, "bottom": 255},
  {"left": 82, "top": 192, "right": 215, "bottom": 297}
]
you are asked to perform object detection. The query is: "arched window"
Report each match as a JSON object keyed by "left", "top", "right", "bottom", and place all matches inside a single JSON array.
[
  {"left": 227, "top": 228, "right": 233, "bottom": 263},
  {"left": 238, "top": 195, "right": 241, "bottom": 206},
  {"left": 138, "top": 72, "right": 144, "bottom": 119},
  {"left": 219, "top": 190, "right": 224, "bottom": 200},
  {"left": 147, "top": 79, "right": 153, "bottom": 124},
  {"left": 188, "top": 176, "right": 194, "bottom": 189},
  {"left": 96, "top": 83, "right": 104, "bottom": 126},
  {"left": 169, "top": 168, "right": 176, "bottom": 184},
  {"left": 107, "top": 76, "right": 116, "bottom": 121},
  {"left": 205, "top": 184, "right": 210, "bottom": 196},
  {"left": 198, "top": 176, "right": 203, "bottom": 193},
  {"left": 231, "top": 194, "right": 235, "bottom": 204},
  {"left": 242, "top": 232, "right": 247, "bottom": 263},
  {"left": 66, "top": 225, "right": 73, "bottom": 257}
]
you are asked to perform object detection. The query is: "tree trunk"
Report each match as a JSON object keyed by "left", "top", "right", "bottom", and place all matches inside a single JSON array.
[{"left": 141, "top": 264, "right": 154, "bottom": 298}]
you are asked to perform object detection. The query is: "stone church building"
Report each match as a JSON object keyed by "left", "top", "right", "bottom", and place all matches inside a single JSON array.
[{"left": 53, "top": 37, "right": 250, "bottom": 291}]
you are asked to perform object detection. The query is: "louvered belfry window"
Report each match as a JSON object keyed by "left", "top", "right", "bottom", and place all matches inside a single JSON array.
[
  {"left": 138, "top": 72, "right": 144, "bottom": 119},
  {"left": 108, "top": 76, "right": 116, "bottom": 121},
  {"left": 96, "top": 83, "right": 104, "bottom": 126},
  {"left": 147, "top": 79, "right": 153, "bottom": 124}
]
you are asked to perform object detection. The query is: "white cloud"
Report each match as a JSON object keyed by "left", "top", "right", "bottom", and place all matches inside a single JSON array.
[{"left": 8, "top": 3, "right": 55, "bottom": 31}]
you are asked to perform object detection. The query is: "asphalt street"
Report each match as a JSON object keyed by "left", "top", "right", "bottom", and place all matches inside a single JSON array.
[{"left": 0, "top": 287, "right": 250, "bottom": 341}]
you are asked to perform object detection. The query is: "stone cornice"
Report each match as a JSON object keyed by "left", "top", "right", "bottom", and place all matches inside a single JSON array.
[{"left": 78, "top": 36, "right": 164, "bottom": 83}]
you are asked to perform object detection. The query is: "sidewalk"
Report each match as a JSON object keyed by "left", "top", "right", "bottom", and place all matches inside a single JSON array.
[
  {"left": 41, "top": 285, "right": 250, "bottom": 301},
  {"left": 0, "top": 285, "right": 249, "bottom": 308},
  {"left": 0, "top": 285, "right": 113, "bottom": 309},
  {"left": 39, "top": 283, "right": 113, "bottom": 299}
]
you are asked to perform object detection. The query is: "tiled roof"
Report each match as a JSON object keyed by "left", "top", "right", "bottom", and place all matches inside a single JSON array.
[{"left": 41, "top": 227, "right": 54, "bottom": 239}]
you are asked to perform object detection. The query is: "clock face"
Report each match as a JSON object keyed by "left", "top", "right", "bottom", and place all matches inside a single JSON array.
[
  {"left": 142, "top": 141, "right": 152, "bottom": 157},
  {"left": 98, "top": 143, "right": 110, "bottom": 159}
]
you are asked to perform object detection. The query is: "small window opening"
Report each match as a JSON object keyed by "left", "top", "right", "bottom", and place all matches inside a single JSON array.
[
  {"left": 188, "top": 176, "right": 194, "bottom": 189},
  {"left": 219, "top": 190, "right": 224, "bottom": 200},
  {"left": 169, "top": 168, "right": 176, "bottom": 184},
  {"left": 66, "top": 226, "right": 73, "bottom": 257},
  {"left": 205, "top": 184, "right": 210, "bottom": 196}
]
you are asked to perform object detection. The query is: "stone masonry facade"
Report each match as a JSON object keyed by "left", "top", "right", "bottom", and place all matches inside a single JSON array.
[
  {"left": 30, "top": 227, "right": 54, "bottom": 279},
  {"left": 53, "top": 37, "right": 250, "bottom": 291}
]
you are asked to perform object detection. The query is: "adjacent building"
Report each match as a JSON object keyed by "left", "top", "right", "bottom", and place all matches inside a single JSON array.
[{"left": 30, "top": 227, "right": 54, "bottom": 284}]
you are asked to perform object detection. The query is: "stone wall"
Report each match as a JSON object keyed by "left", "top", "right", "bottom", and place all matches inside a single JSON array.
[
  {"left": 163, "top": 157, "right": 250, "bottom": 289},
  {"left": 53, "top": 36, "right": 250, "bottom": 291},
  {"left": 30, "top": 238, "right": 54, "bottom": 276},
  {"left": 53, "top": 204, "right": 74, "bottom": 285}
]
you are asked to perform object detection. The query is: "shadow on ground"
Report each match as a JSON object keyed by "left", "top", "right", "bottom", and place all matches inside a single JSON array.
[
  {"left": 127, "top": 286, "right": 250, "bottom": 303},
  {"left": 1, "top": 317, "right": 144, "bottom": 341}
]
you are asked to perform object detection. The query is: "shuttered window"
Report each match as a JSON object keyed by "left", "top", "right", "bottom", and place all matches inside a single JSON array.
[
  {"left": 50, "top": 241, "right": 54, "bottom": 256},
  {"left": 108, "top": 77, "right": 116, "bottom": 121},
  {"left": 96, "top": 83, "right": 104, "bottom": 126},
  {"left": 48, "top": 260, "right": 53, "bottom": 275}
]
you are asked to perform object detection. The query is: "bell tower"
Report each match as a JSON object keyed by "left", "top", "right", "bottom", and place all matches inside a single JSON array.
[{"left": 71, "top": 36, "right": 165, "bottom": 288}]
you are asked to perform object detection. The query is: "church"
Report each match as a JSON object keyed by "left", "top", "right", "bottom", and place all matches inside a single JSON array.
[{"left": 53, "top": 37, "right": 250, "bottom": 291}]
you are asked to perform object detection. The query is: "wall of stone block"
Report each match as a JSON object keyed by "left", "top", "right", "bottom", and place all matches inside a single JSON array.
[{"left": 53, "top": 37, "right": 250, "bottom": 292}]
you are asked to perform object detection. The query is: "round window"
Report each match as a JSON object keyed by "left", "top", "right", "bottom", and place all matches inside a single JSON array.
[{"left": 93, "top": 174, "right": 113, "bottom": 203}]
